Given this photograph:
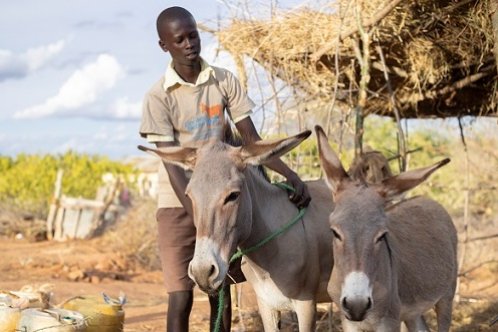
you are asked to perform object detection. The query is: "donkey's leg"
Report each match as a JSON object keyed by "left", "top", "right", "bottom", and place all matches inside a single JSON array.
[
  {"left": 404, "top": 316, "right": 429, "bottom": 332},
  {"left": 294, "top": 299, "right": 317, "bottom": 331},
  {"left": 376, "top": 316, "right": 401, "bottom": 332},
  {"left": 256, "top": 297, "right": 280, "bottom": 332},
  {"left": 435, "top": 279, "right": 456, "bottom": 332},
  {"left": 435, "top": 295, "right": 454, "bottom": 332}
]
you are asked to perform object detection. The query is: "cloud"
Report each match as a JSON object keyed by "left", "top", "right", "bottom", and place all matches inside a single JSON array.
[
  {"left": 14, "top": 54, "right": 125, "bottom": 119},
  {"left": 107, "top": 97, "right": 142, "bottom": 120},
  {"left": 0, "top": 40, "right": 65, "bottom": 81}
]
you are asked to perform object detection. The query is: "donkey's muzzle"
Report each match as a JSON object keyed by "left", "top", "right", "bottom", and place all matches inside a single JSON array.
[
  {"left": 342, "top": 296, "right": 372, "bottom": 321},
  {"left": 188, "top": 258, "right": 222, "bottom": 293}
]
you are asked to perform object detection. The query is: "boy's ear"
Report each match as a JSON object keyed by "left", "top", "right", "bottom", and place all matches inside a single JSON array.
[{"left": 158, "top": 40, "right": 169, "bottom": 53}]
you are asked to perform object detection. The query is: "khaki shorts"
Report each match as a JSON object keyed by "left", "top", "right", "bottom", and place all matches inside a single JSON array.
[{"left": 156, "top": 208, "right": 245, "bottom": 293}]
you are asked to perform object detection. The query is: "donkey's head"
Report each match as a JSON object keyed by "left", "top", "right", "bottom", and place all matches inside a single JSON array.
[
  {"left": 315, "top": 125, "right": 449, "bottom": 322},
  {"left": 139, "top": 130, "right": 311, "bottom": 293}
]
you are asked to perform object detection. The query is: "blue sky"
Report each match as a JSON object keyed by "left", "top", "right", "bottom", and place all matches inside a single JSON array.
[
  {"left": 1, "top": 1, "right": 494, "bottom": 160},
  {"left": 0, "top": 0, "right": 309, "bottom": 159}
]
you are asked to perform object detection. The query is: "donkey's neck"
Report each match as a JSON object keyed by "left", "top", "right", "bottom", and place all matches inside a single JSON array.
[{"left": 239, "top": 167, "right": 299, "bottom": 250}]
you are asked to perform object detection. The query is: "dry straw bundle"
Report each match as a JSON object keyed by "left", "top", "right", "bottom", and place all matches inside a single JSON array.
[{"left": 214, "top": 0, "right": 496, "bottom": 119}]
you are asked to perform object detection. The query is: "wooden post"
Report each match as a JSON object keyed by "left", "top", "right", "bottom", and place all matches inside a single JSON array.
[
  {"left": 53, "top": 201, "right": 66, "bottom": 241},
  {"left": 455, "top": 118, "right": 471, "bottom": 302},
  {"left": 90, "top": 177, "right": 121, "bottom": 236},
  {"left": 46, "top": 169, "right": 63, "bottom": 240},
  {"left": 375, "top": 45, "right": 407, "bottom": 172},
  {"left": 353, "top": 2, "right": 371, "bottom": 158},
  {"left": 490, "top": 0, "right": 498, "bottom": 74}
]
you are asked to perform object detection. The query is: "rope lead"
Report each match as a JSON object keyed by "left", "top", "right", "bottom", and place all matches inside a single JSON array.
[{"left": 214, "top": 182, "right": 307, "bottom": 332}]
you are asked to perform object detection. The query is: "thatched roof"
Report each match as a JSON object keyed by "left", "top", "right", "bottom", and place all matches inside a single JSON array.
[{"left": 214, "top": 0, "right": 497, "bottom": 118}]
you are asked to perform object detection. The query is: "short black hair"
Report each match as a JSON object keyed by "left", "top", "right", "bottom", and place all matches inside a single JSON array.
[{"left": 156, "top": 6, "right": 196, "bottom": 37}]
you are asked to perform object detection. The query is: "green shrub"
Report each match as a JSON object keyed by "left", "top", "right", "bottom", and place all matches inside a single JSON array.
[{"left": 0, "top": 151, "right": 135, "bottom": 218}]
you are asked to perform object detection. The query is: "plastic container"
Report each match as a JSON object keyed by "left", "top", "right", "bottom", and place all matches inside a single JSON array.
[
  {"left": 16, "top": 308, "right": 86, "bottom": 332},
  {"left": 61, "top": 295, "right": 124, "bottom": 332},
  {"left": 0, "top": 304, "right": 21, "bottom": 332},
  {"left": 6, "top": 290, "right": 47, "bottom": 309}
]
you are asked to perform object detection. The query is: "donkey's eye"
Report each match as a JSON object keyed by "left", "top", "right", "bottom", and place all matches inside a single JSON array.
[
  {"left": 376, "top": 232, "right": 387, "bottom": 243},
  {"left": 224, "top": 191, "right": 240, "bottom": 204},
  {"left": 331, "top": 228, "right": 342, "bottom": 241}
]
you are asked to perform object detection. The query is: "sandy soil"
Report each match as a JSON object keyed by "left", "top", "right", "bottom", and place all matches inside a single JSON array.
[
  {"left": 0, "top": 238, "right": 211, "bottom": 331},
  {"left": 0, "top": 237, "right": 497, "bottom": 331}
]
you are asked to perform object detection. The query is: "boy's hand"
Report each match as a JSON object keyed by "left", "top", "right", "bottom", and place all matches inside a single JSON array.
[{"left": 286, "top": 172, "right": 311, "bottom": 209}]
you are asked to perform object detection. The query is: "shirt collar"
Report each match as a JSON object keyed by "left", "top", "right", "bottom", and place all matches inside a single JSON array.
[{"left": 163, "top": 57, "right": 215, "bottom": 91}]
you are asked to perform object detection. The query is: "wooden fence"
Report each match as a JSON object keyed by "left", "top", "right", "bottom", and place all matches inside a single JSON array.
[{"left": 46, "top": 170, "right": 121, "bottom": 241}]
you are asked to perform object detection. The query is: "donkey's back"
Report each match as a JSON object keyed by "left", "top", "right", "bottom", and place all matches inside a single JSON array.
[{"left": 389, "top": 196, "right": 457, "bottom": 324}]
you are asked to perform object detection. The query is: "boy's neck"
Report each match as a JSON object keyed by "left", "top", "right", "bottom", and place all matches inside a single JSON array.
[{"left": 173, "top": 61, "right": 202, "bottom": 84}]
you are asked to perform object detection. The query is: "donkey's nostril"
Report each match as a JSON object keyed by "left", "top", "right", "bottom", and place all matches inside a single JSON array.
[
  {"left": 342, "top": 297, "right": 350, "bottom": 311},
  {"left": 207, "top": 263, "right": 220, "bottom": 283},
  {"left": 366, "top": 297, "right": 372, "bottom": 310},
  {"left": 209, "top": 264, "right": 216, "bottom": 277}
]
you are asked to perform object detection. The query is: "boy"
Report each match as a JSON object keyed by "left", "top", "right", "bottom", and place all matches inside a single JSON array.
[{"left": 139, "top": 6, "right": 310, "bottom": 332}]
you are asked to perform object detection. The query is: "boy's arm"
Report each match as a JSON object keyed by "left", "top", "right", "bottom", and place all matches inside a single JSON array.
[
  {"left": 155, "top": 141, "right": 194, "bottom": 218},
  {"left": 235, "top": 117, "right": 311, "bottom": 208}
]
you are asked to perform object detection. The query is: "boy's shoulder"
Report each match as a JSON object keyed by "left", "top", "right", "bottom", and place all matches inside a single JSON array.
[
  {"left": 210, "top": 65, "right": 234, "bottom": 83},
  {"left": 145, "top": 76, "right": 167, "bottom": 97}
]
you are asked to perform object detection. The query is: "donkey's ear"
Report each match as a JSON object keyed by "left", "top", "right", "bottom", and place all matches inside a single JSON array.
[
  {"left": 315, "top": 125, "right": 349, "bottom": 194},
  {"left": 238, "top": 130, "right": 311, "bottom": 166},
  {"left": 138, "top": 145, "right": 197, "bottom": 170},
  {"left": 377, "top": 158, "right": 450, "bottom": 199}
]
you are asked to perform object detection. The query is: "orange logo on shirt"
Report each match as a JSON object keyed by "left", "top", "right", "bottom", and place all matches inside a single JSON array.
[{"left": 200, "top": 103, "right": 222, "bottom": 118}]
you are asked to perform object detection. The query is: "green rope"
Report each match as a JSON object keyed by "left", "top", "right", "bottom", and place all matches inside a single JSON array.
[
  {"left": 214, "top": 182, "right": 307, "bottom": 332},
  {"left": 214, "top": 285, "right": 226, "bottom": 332}
]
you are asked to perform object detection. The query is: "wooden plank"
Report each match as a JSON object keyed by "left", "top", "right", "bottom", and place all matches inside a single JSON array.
[
  {"left": 53, "top": 205, "right": 66, "bottom": 241},
  {"left": 46, "top": 169, "right": 63, "bottom": 240}
]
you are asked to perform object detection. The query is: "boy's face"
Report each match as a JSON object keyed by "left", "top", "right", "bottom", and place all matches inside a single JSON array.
[{"left": 158, "top": 15, "right": 201, "bottom": 65}]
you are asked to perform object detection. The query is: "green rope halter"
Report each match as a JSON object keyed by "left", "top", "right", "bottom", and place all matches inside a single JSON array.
[{"left": 214, "top": 182, "right": 307, "bottom": 332}]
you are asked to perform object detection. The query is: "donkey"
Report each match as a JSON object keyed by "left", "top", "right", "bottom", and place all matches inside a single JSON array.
[
  {"left": 348, "top": 150, "right": 393, "bottom": 184},
  {"left": 139, "top": 130, "right": 333, "bottom": 331},
  {"left": 315, "top": 126, "right": 457, "bottom": 332}
]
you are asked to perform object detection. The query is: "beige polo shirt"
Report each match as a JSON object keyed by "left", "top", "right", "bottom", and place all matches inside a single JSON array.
[{"left": 140, "top": 59, "right": 255, "bottom": 208}]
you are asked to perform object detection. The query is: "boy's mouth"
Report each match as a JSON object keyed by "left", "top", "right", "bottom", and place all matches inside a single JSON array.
[{"left": 186, "top": 51, "right": 199, "bottom": 59}]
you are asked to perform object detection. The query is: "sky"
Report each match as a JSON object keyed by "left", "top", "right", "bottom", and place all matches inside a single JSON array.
[
  {"left": 0, "top": 0, "right": 309, "bottom": 159},
  {"left": 1, "top": 1, "right": 494, "bottom": 160}
]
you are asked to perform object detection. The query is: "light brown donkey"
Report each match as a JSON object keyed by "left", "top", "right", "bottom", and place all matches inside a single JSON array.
[
  {"left": 315, "top": 126, "right": 457, "bottom": 332},
  {"left": 139, "top": 130, "right": 333, "bottom": 331}
]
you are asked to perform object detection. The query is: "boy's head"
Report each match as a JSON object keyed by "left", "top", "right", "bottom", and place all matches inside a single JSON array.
[{"left": 156, "top": 7, "right": 201, "bottom": 64}]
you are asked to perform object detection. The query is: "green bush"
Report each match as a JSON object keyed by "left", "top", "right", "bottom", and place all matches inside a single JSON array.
[{"left": 0, "top": 151, "right": 135, "bottom": 218}]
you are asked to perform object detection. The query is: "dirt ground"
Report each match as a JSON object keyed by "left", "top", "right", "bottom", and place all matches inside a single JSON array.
[
  {"left": 0, "top": 237, "right": 263, "bottom": 332},
  {"left": 0, "top": 236, "right": 497, "bottom": 331}
]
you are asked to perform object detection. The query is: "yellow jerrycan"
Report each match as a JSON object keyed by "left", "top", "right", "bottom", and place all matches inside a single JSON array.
[
  {"left": 0, "top": 292, "right": 23, "bottom": 332},
  {"left": 16, "top": 308, "right": 86, "bottom": 332},
  {"left": 0, "top": 304, "right": 21, "bottom": 332},
  {"left": 61, "top": 293, "right": 125, "bottom": 332}
]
